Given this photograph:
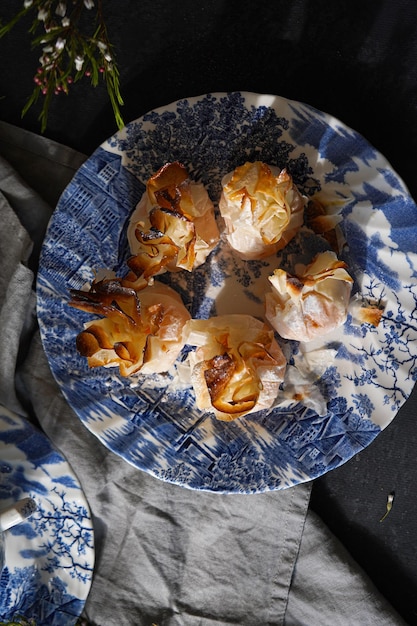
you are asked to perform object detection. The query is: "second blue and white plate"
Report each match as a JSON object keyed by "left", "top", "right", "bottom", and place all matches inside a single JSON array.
[
  {"left": 0, "top": 407, "right": 94, "bottom": 625},
  {"left": 37, "top": 92, "right": 417, "bottom": 493}
]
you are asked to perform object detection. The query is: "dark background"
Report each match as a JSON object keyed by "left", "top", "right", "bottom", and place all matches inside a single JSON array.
[{"left": 1, "top": 1, "right": 417, "bottom": 623}]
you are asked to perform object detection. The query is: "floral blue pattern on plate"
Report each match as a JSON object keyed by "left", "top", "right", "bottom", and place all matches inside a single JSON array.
[
  {"left": 0, "top": 407, "right": 94, "bottom": 625},
  {"left": 37, "top": 92, "right": 417, "bottom": 494}
]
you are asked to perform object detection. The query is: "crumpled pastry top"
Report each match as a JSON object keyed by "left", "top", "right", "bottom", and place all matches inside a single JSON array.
[
  {"left": 69, "top": 278, "right": 191, "bottom": 376},
  {"left": 183, "top": 314, "right": 287, "bottom": 421},
  {"left": 127, "top": 162, "right": 220, "bottom": 288},
  {"left": 219, "top": 161, "right": 305, "bottom": 260},
  {"left": 265, "top": 250, "right": 354, "bottom": 342}
]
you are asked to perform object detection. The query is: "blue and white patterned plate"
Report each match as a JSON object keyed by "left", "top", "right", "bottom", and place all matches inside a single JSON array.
[
  {"left": 37, "top": 92, "right": 417, "bottom": 494},
  {"left": 0, "top": 407, "right": 94, "bottom": 625}
]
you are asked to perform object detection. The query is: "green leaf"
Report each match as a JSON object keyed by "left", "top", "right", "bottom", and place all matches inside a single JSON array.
[{"left": 0, "top": 5, "right": 32, "bottom": 39}]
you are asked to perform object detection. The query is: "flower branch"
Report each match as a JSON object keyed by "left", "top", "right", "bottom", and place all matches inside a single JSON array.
[{"left": 0, "top": 0, "right": 124, "bottom": 132}]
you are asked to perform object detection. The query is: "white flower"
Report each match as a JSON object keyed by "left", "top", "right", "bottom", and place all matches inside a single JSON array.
[
  {"left": 37, "top": 8, "right": 48, "bottom": 21},
  {"left": 62, "top": 17, "right": 70, "bottom": 27},
  {"left": 83, "top": 0, "right": 94, "bottom": 9},
  {"left": 75, "top": 55, "right": 84, "bottom": 71},
  {"left": 24, "top": 0, "right": 33, "bottom": 8},
  {"left": 55, "top": 2, "right": 66, "bottom": 16},
  {"left": 55, "top": 37, "right": 66, "bottom": 51},
  {"left": 97, "top": 40, "right": 107, "bottom": 52}
]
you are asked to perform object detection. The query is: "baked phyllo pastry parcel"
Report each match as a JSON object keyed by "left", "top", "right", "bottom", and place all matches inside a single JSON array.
[
  {"left": 219, "top": 161, "right": 305, "bottom": 260},
  {"left": 265, "top": 251, "right": 353, "bottom": 343},
  {"left": 127, "top": 162, "right": 220, "bottom": 288},
  {"left": 69, "top": 278, "right": 191, "bottom": 376},
  {"left": 183, "top": 314, "right": 287, "bottom": 421}
]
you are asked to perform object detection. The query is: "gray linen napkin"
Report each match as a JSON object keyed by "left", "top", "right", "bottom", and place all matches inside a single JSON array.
[
  {"left": 0, "top": 187, "right": 33, "bottom": 414},
  {"left": 0, "top": 122, "right": 406, "bottom": 626}
]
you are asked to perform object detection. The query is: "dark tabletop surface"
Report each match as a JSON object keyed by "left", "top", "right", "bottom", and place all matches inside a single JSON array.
[{"left": 1, "top": 1, "right": 417, "bottom": 623}]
